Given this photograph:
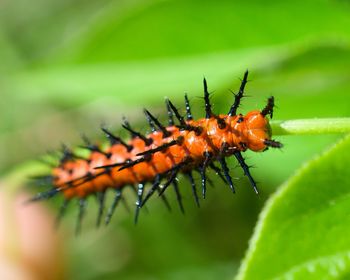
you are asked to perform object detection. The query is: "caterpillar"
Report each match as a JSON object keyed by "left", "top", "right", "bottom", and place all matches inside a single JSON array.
[{"left": 30, "top": 71, "right": 282, "bottom": 233}]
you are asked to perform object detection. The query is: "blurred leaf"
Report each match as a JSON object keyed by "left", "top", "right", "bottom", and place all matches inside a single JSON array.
[
  {"left": 11, "top": 45, "right": 291, "bottom": 104},
  {"left": 0, "top": 29, "right": 23, "bottom": 72},
  {"left": 236, "top": 134, "right": 350, "bottom": 279},
  {"left": 0, "top": 0, "right": 118, "bottom": 64},
  {"left": 54, "top": 0, "right": 350, "bottom": 64}
]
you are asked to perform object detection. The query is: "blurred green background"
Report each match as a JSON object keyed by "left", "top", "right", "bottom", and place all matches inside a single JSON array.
[{"left": 1, "top": 0, "right": 350, "bottom": 279}]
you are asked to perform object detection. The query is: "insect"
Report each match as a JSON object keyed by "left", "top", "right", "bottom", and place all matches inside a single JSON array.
[{"left": 30, "top": 71, "right": 282, "bottom": 233}]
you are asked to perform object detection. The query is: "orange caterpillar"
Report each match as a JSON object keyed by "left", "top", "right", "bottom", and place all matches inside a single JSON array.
[{"left": 31, "top": 71, "right": 282, "bottom": 233}]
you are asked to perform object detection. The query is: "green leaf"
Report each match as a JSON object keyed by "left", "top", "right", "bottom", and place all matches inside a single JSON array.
[
  {"left": 54, "top": 0, "right": 350, "bottom": 64},
  {"left": 236, "top": 134, "right": 350, "bottom": 279}
]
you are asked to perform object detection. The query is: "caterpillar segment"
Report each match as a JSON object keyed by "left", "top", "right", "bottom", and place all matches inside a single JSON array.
[{"left": 30, "top": 70, "right": 282, "bottom": 232}]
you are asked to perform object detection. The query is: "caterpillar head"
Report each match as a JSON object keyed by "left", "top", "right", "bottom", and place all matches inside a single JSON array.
[{"left": 244, "top": 97, "right": 282, "bottom": 151}]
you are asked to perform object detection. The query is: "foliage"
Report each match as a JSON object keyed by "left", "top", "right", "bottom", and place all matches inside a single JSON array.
[{"left": 237, "top": 134, "right": 350, "bottom": 279}]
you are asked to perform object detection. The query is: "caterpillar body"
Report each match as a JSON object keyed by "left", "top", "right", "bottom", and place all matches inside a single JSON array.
[{"left": 31, "top": 71, "right": 282, "bottom": 233}]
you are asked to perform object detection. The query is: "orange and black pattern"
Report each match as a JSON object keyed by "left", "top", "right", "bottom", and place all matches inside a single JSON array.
[{"left": 30, "top": 71, "right": 282, "bottom": 233}]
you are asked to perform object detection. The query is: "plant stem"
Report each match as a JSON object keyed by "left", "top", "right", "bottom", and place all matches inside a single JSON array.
[{"left": 270, "top": 118, "right": 350, "bottom": 136}]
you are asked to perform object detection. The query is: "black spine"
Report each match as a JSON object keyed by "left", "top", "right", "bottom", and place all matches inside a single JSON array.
[
  {"left": 234, "top": 151, "right": 259, "bottom": 194},
  {"left": 76, "top": 198, "right": 87, "bottom": 236},
  {"left": 228, "top": 70, "right": 249, "bottom": 116},
  {"left": 101, "top": 127, "right": 132, "bottom": 151},
  {"left": 122, "top": 123, "right": 153, "bottom": 146},
  {"left": 218, "top": 157, "right": 236, "bottom": 193},
  {"left": 261, "top": 96, "right": 275, "bottom": 118},
  {"left": 203, "top": 78, "right": 212, "bottom": 118},
  {"left": 165, "top": 99, "right": 175, "bottom": 126},
  {"left": 55, "top": 199, "right": 70, "bottom": 229},
  {"left": 184, "top": 93, "right": 193, "bottom": 120},
  {"left": 96, "top": 191, "right": 106, "bottom": 227},
  {"left": 186, "top": 172, "right": 200, "bottom": 207},
  {"left": 144, "top": 109, "right": 171, "bottom": 137},
  {"left": 105, "top": 189, "right": 122, "bottom": 225},
  {"left": 199, "top": 152, "right": 212, "bottom": 198},
  {"left": 172, "top": 180, "right": 185, "bottom": 214},
  {"left": 134, "top": 183, "right": 145, "bottom": 224}
]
